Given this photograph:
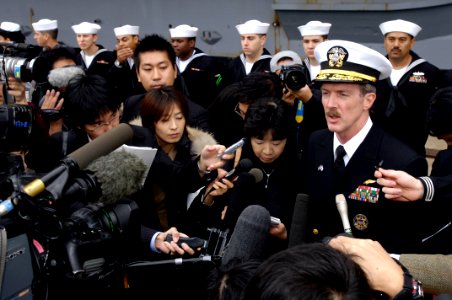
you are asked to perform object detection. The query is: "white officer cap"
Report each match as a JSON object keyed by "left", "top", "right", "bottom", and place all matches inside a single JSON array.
[
  {"left": 379, "top": 19, "right": 422, "bottom": 37},
  {"left": 72, "top": 22, "right": 101, "bottom": 34},
  {"left": 314, "top": 40, "right": 392, "bottom": 84},
  {"left": 298, "top": 21, "right": 331, "bottom": 37},
  {"left": 32, "top": 19, "right": 58, "bottom": 31},
  {"left": 169, "top": 24, "right": 198, "bottom": 38},
  {"left": 270, "top": 50, "right": 302, "bottom": 73},
  {"left": 114, "top": 25, "right": 140, "bottom": 37},
  {"left": 0, "top": 21, "right": 21, "bottom": 32},
  {"left": 236, "top": 19, "right": 270, "bottom": 35}
]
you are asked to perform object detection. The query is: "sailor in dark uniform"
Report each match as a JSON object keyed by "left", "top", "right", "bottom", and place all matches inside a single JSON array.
[
  {"left": 71, "top": 21, "right": 115, "bottom": 78},
  {"left": 300, "top": 40, "right": 428, "bottom": 254},
  {"left": 372, "top": 19, "right": 445, "bottom": 157},
  {"left": 223, "top": 19, "right": 272, "bottom": 86},
  {"left": 108, "top": 24, "right": 145, "bottom": 102},
  {"left": 169, "top": 24, "right": 229, "bottom": 109}
]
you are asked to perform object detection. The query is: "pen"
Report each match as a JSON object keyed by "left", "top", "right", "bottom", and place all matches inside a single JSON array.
[{"left": 374, "top": 160, "right": 384, "bottom": 171}]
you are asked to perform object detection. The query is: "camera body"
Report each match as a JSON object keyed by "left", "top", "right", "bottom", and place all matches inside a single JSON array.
[
  {"left": 279, "top": 64, "right": 307, "bottom": 91},
  {"left": 0, "top": 55, "right": 42, "bottom": 83},
  {"left": 0, "top": 104, "right": 34, "bottom": 152}
]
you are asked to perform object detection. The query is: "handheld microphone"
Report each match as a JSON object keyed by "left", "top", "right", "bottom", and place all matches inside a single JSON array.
[
  {"left": 288, "top": 193, "right": 310, "bottom": 247},
  {"left": 22, "top": 123, "right": 134, "bottom": 199},
  {"left": 335, "top": 194, "right": 353, "bottom": 237}
]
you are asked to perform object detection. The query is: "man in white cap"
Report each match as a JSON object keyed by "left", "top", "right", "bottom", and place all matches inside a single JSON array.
[
  {"left": 109, "top": 24, "right": 144, "bottom": 101},
  {"left": 32, "top": 18, "right": 62, "bottom": 50},
  {"left": 71, "top": 21, "right": 115, "bottom": 78},
  {"left": 0, "top": 21, "right": 25, "bottom": 44},
  {"left": 298, "top": 20, "right": 331, "bottom": 81},
  {"left": 225, "top": 19, "right": 272, "bottom": 85},
  {"left": 169, "top": 24, "right": 228, "bottom": 108},
  {"left": 298, "top": 40, "right": 428, "bottom": 254},
  {"left": 372, "top": 19, "right": 444, "bottom": 157}
]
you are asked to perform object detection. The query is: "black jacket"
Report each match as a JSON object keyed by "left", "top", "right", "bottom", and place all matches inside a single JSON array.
[{"left": 303, "top": 123, "right": 428, "bottom": 253}]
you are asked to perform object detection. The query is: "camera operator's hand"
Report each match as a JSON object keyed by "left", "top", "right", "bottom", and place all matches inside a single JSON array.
[
  {"left": 155, "top": 227, "right": 196, "bottom": 256},
  {"left": 41, "top": 89, "right": 64, "bottom": 135},
  {"left": 288, "top": 84, "right": 313, "bottom": 104},
  {"left": 6, "top": 76, "right": 27, "bottom": 104}
]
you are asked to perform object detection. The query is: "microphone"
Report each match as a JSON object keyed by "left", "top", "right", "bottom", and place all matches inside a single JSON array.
[
  {"left": 22, "top": 123, "right": 134, "bottom": 199},
  {"left": 335, "top": 194, "right": 353, "bottom": 237},
  {"left": 69, "top": 123, "right": 134, "bottom": 169},
  {"left": 83, "top": 151, "right": 147, "bottom": 205},
  {"left": 288, "top": 193, "right": 310, "bottom": 247},
  {"left": 248, "top": 168, "right": 264, "bottom": 184},
  {"left": 221, "top": 204, "right": 270, "bottom": 267},
  {"left": 48, "top": 66, "right": 86, "bottom": 89}
]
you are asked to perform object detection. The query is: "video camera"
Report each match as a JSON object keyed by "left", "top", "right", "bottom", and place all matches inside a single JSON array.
[
  {"left": 0, "top": 42, "right": 44, "bottom": 83},
  {"left": 0, "top": 103, "right": 34, "bottom": 152},
  {"left": 279, "top": 64, "right": 307, "bottom": 90}
]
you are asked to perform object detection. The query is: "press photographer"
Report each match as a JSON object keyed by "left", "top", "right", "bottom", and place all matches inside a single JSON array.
[{"left": 270, "top": 50, "right": 327, "bottom": 161}]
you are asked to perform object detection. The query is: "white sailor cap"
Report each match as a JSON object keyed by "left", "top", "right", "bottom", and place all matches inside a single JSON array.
[
  {"left": 32, "top": 19, "right": 58, "bottom": 31},
  {"left": 236, "top": 19, "right": 270, "bottom": 35},
  {"left": 72, "top": 22, "right": 101, "bottom": 34},
  {"left": 379, "top": 19, "right": 422, "bottom": 37},
  {"left": 169, "top": 24, "right": 198, "bottom": 38},
  {"left": 298, "top": 21, "right": 331, "bottom": 37},
  {"left": 270, "top": 50, "right": 302, "bottom": 73},
  {"left": 314, "top": 40, "right": 392, "bottom": 84},
  {"left": 114, "top": 25, "right": 140, "bottom": 37},
  {"left": 0, "top": 21, "right": 21, "bottom": 32}
]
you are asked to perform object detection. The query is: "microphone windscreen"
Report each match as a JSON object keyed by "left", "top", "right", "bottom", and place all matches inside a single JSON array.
[
  {"left": 48, "top": 66, "right": 85, "bottom": 89},
  {"left": 86, "top": 151, "right": 146, "bottom": 204},
  {"left": 288, "top": 193, "right": 310, "bottom": 247},
  {"left": 221, "top": 205, "right": 270, "bottom": 267},
  {"left": 68, "top": 123, "right": 134, "bottom": 169},
  {"left": 249, "top": 168, "right": 263, "bottom": 183}
]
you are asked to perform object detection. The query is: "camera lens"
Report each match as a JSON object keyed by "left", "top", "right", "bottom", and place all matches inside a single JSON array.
[{"left": 285, "top": 69, "right": 306, "bottom": 90}]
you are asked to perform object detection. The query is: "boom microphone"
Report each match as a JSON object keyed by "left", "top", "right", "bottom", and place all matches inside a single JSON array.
[
  {"left": 335, "top": 194, "right": 353, "bottom": 237},
  {"left": 83, "top": 151, "right": 146, "bottom": 205},
  {"left": 48, "top": 66, "right": 86, "bottom": 89},
  {"left": 69, "top": 123, "right": 134, "bottom": 169},
  {"left": 23, "top": 123, "right": 134, "bottom": 199}
]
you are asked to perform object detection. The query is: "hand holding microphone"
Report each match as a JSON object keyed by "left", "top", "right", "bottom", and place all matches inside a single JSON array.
[{"left": 336, "top": 194, "right": 353, "bottom": 237}]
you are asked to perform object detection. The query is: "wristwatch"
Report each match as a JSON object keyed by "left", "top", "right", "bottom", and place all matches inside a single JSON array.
[{"left": 393, "top": 261, "right": 424, "bottom": 300}]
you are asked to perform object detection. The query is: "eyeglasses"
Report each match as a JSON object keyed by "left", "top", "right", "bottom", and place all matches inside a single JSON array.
[
  {"left": 86, "top": 112, "right": 121, "bottom": 132},
  {"left": 234, "top": 103, "right": 247, "bottom": 119}
]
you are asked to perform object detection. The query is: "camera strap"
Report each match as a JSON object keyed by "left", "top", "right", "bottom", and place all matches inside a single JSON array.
[{"left": 0, "top": 227, "right": 7, "bottom": 290}]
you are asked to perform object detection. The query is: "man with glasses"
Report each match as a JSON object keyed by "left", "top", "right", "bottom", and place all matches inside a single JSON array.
[{"left": 36, "top": 73, "right": 152, "bottom": 172}]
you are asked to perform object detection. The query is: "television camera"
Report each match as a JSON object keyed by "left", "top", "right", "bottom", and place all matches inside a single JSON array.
[
  {"left": 0, "top": 122, "right": 230, "bottom": 299},
  {"left": 0, "top": 42, "right": 44, "bottom": 84}
]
